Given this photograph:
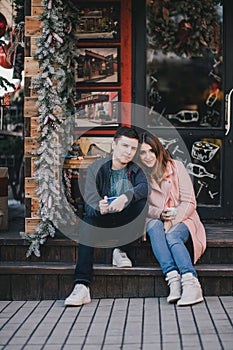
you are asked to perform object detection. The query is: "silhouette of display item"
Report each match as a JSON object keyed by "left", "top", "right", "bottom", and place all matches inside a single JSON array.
[
  {"left": 192, "top": 141, "right": 219, "bottom": 163},
  {"left": 69, "top": 143, "right": 84, "bottom": 157},
  {"left": 167, "top": 110, "right": 199, "bottom": 123},
  {"left": 187, "top": 163, "right": 216, "bottom": 179},
  {"left": 87, "top": 143, "right": 110, "bottom": 158}
]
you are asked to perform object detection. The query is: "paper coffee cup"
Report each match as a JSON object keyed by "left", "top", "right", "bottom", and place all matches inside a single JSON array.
[{"left": 166, "top": 207, "right": 178, "bottom": 216}]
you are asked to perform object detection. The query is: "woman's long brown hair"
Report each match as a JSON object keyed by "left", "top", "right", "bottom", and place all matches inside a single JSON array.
[{"left": 138, "top": 132, "right": 173, "bottom": 183}]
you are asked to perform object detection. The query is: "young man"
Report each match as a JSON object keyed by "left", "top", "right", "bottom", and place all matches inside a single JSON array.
[{"left": 65, "top": 126, "right": 149, "bottom": 306}]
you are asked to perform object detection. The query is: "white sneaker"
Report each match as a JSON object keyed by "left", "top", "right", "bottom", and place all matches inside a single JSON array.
[
  {"left": 112, "top": 248, "right": 132, "bottom": 268},
  {"left": 64, "top": 284, "right": 91, "bottom": 306}
]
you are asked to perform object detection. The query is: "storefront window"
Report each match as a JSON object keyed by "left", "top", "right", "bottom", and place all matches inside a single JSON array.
[{"left": 146, "top": 0, "right": 223, "bottom": 129}]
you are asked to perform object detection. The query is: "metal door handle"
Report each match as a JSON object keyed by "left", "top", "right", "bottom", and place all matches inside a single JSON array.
[{"left": 225, "top": 88, "right": 233, "bottom": 135}]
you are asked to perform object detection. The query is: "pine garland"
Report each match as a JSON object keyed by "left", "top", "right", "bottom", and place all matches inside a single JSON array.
[
  {"left": 147, "top": 0, "right": 221, "bottom": 57},
  {"left": 20, "top": 0, "right": 79, "bottom": 257}
]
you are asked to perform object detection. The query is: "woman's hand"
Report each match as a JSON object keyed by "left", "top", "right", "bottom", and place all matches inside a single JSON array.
[
  {"left": 160, "top": 208, "right": 177, "bottom": 221},
  {"left": 161, "top": 207, "right": 178, "bottom": 232}
]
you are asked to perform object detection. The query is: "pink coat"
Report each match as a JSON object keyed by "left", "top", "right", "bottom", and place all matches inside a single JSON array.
[{"left": 146, "top": 160, "right": 206, "bottom": 264}]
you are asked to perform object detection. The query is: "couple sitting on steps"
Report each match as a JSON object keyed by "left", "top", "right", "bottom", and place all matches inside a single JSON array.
[{"left": 65, "top": 126, "right": 206, "bottom": 307}]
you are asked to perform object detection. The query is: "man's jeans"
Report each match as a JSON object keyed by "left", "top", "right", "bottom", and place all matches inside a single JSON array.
[
  {"left": 74, "top": 199, "right": 147, "bottom": 285},
  {"left": 147, "top": 220, "right": 197, "bottom": 277}
]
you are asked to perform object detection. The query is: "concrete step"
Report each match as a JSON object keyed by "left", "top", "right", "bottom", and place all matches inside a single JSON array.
[{"left": 0, "top": 262, "right": 232, "bottom": 300}]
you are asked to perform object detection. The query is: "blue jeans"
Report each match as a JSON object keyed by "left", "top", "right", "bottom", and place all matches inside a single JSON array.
[{"left": 147, "top": 220, "right": 197, "bottom": 277}]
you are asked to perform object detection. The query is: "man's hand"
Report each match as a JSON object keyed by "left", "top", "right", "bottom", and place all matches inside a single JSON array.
[
  {"left": 99, "top": 194, "right": 129, "bottom": 215},
  {"left": 108, "top": 194, "right": 128, "bottom": 213},
  {"left": 99, "top": 196, "right": 109, "bottom": 215}
]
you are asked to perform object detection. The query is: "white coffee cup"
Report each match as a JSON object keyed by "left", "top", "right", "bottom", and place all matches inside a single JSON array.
[{"left": 165, "top": 207, "right": 178, "bottom": 216}]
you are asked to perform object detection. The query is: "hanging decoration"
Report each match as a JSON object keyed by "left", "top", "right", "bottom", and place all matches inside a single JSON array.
[
  {"left": 11, "top": 0, "right": 25, "bottom": 79},
  {"left": 0, "top": 2, "right": 23, "bottom": 90},
  {"left": 0, "top": 10, "right": 12, "bottom": 88},
  {"left": 0, "top": 42, "right": 14, "bottom": 68},
  {"left": 20, "top": 0, "right": 79, "bottom": 257},
  {"left": 0, "top": 1, "right": 25, "bottom": 71},
  {"left": 0, "top": 13, "right": 7, "bottom": 38},
  {"left": 147, "top": 0, "right": 221, "bottom": 57}
]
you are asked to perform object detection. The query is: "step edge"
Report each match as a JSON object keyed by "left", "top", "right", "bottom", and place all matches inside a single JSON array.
[
  {"left": 0, "top": 240, "right": 232, "bottom": 248},
  {"left": 0, "top": 263, "right": 232, "bottom": 276}
]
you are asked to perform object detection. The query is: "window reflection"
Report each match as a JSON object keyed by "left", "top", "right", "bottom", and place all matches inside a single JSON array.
[{"left": 146, "top": 1, "right": 223, "bottom": 128}]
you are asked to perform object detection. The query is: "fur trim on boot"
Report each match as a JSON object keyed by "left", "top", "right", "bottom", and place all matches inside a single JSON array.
[
  {"left": 165, "top": 270, "right": 182, "bottom": 303},
  {"left": 177, "top": 273, "right": 203, "bottom": 306}
]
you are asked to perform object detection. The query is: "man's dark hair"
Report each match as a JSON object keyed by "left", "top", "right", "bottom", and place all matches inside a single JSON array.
[{"left": 114, "top": 126, "right": 139, "bottom": 141}]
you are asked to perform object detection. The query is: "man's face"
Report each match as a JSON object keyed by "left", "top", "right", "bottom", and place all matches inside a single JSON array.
[{"left": 112, "top": 136, "right": 138, "bottom": 166}]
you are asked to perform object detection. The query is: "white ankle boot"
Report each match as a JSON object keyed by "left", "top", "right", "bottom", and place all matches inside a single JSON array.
[
  {"left": 165, "top": 270, "right": 182, "bottom": 303},
  {"left": 177, "top": 273, "right": 204, "bottom": 306}
]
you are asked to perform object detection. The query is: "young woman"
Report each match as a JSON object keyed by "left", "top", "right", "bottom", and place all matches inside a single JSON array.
[{"left": 138, "top": 132, "right": 206, "bottom": 306}]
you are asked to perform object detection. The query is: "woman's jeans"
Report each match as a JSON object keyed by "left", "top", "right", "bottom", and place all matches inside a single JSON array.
[{"left": 147, "top": 220, "right": 197, "bottom": 277}]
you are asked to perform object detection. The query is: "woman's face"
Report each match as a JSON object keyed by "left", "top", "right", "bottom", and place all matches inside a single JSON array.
[{"left": 139, "top": 142, "right": 156, "bottom": 168}]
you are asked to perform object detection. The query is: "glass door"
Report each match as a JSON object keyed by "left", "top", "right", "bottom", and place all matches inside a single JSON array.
[{"left": 133, "top": 0, "right": 233, "bottom": 219}]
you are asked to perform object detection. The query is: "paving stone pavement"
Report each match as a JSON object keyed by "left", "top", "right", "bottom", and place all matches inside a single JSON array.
[{"left": 0, "top": 296, "right": 232, "bottom": 350}]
